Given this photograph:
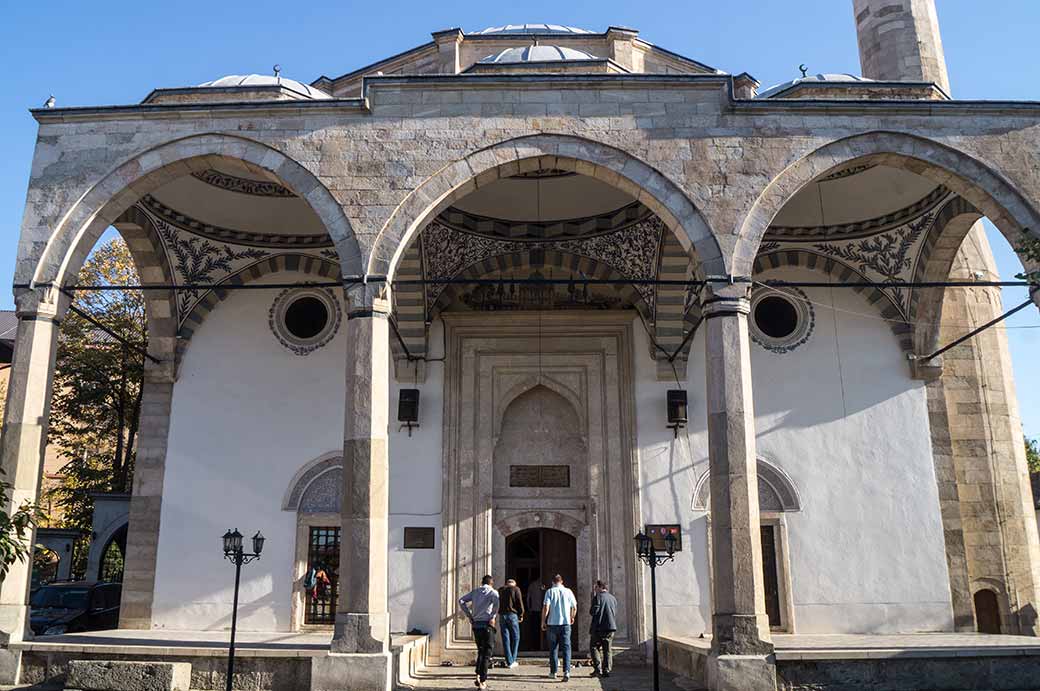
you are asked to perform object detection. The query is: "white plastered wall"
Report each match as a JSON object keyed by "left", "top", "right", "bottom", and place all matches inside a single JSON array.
[
  {"left": 152, "top": 264, "right": 950, "bottom": 636},
  {"left": 635, "top": 265, "right": 954, "bottom": 637},
  {"left": 151, "top": 273, "right": 444, "bottom": 633}
]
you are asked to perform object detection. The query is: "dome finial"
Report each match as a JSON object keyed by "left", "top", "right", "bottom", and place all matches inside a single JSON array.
[
  {"left": 273, "top": 64, "right": 282, "bottom": 83},
  {"left": 799, "top": 64, "right": 808, "bottom": 78}
]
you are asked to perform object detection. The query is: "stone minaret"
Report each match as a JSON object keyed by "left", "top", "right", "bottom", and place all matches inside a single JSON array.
[{"left": 852, "top": 0, "right": 951, "bottom": 94}]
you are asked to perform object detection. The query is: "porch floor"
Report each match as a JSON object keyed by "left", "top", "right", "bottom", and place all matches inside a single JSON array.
[{"left": 666, "top": 632, "right": 1040, "bottom": 660}]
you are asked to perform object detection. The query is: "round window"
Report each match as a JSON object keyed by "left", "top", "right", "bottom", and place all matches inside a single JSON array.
[
  {"left": 749, "top": 287, "right": 814, "bottom": 354},
  {"left": 269, "top": 288, "right": 341, "bottom": 356},
  {"left": 754, "top": 296, "right": 799, "bottom": 339},
  {"left": 284, "top": 297, "right": 329, "bottom": 340}
]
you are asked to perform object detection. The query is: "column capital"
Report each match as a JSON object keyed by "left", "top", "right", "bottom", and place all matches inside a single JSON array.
[
  {"left": 344, "top": 281, "right": 391, "bottom": 318},
  {"left": 701, "top": 295, "right": 751, "bottom": 319}
]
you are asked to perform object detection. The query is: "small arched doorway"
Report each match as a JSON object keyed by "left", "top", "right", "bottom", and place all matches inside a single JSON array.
[
  {"left": 974, "top": 589, "right": 1002, "bottom": 634},
  {"left": 505, "top": 528, "right": 577, "bottom": 652}
]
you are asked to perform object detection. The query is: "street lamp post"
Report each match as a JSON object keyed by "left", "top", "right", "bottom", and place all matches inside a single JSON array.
[
  {"left": 634, "top": 530, "right": 677, "bottom": 691},
  {"left": 221, "top": 529, "right": 265, "bottom": 691}
]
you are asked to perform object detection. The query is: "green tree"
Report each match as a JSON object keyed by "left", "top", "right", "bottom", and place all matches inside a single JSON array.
[
  {"left": 46, "top": 238, "right": 145, "bottom": 574},
  {"left": 1016, "top": 235, "right": 1040, "bottom": 283},
  {"left": 1027, "top": 436, "right": 1040, "bottom": 474},
  {"left": 0, "top": 474, "right": 43, "bottom": 581}
]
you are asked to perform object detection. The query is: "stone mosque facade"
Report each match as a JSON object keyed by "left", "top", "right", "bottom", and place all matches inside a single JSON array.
[{"left": 3, "top": 1, "right": 1040, "bottom": 689}]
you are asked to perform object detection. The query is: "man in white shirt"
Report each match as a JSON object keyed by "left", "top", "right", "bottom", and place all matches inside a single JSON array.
[{"left": 540, "top": 574, "right": 577, "bottom": 681}]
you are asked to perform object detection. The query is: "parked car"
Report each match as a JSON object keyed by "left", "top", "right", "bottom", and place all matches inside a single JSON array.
[{"left": 29, "top": 582, "right": 121, "bottom": 636}]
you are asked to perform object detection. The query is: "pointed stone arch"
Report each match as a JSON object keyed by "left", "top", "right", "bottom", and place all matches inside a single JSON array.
[
  {"left": 732, "top": 131, "right": 1040, "bottom": 280},
  {"left": 368, "top": 133, "right": 719, "bottom": 281},
  {"left": 25, "top": 133, "right": 361, "bottom": 313}
]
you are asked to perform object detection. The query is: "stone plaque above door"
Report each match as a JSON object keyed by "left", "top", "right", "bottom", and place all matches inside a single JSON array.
[{"left": 509, "top": 464, "right": 571, "bottom": 488}]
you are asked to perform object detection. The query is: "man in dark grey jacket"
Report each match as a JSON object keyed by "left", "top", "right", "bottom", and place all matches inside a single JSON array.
[{"left": 589, "top": 580, "right": 618, "bottom": 677}]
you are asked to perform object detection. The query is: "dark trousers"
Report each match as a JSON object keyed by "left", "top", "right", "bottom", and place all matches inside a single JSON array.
[
  {"left": 473, "top": 623, "right": 494, "bottom": 682},
  {"left": 546, "top": 624, "right": 572, "bottom": 675},
  {"left": 591, "top": 630, "right": 614, "bottom": 673}
]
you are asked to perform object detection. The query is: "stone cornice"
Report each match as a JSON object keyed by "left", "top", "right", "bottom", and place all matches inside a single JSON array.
[
  {"left": 30, "top": 74, "right": 1040, "bottom": 124},
  {"left": 30, "top": 97, "right": 367, "bottom": 123}
]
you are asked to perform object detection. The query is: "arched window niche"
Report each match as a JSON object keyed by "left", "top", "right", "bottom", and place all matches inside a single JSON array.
[
  {"left": 693, "top": 458, "right": 801, "bottom": 633},
  {"left": 283, "top": 453, "right": 343, "bottom": 630}
]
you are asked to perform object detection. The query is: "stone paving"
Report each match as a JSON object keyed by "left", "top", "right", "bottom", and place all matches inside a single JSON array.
[{"left": 401, "top": 664, "right": 699, "bottom": 691}]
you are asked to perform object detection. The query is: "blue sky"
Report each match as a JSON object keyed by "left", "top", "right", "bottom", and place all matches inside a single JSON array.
[{"left": 1, "top": 1, "right": 1037, "bottom": 437}]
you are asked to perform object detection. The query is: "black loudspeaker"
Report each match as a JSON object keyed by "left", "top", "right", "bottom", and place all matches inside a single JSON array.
[
  {"left": 398, "top": 389, "right": 420, "bottom": 423},
  {"left": 398, "top": 389, "right": 420, "bottom": 435},
  {"left": 667, "top": 389, "right": 688, "bottom": 437}
]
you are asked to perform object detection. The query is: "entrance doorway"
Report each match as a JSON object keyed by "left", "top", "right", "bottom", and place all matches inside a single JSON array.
[{"left": 505, "top": 528, "right": 577, "bottom": 652}]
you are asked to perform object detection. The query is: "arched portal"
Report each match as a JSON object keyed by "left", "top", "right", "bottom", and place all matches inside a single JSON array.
[{"left": 504, "top": 528, "right": 578, "bottom": 652}]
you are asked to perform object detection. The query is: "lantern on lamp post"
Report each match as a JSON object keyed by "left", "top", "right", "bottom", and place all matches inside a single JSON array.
[
  {"left": 635, "top": 526, "right": 679, "bottom": 691},
  {"left": 221, "top": 529, "right": 265, "bottom": 691}
]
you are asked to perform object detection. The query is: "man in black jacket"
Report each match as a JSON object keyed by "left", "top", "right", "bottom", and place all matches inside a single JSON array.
[{"left": 589, "top": 580, "right": 618, "bottom": 677}]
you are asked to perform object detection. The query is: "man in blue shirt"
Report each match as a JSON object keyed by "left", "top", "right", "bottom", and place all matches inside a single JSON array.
[{"left": 540, "top": 574, "right": 577, "bottom": 681}]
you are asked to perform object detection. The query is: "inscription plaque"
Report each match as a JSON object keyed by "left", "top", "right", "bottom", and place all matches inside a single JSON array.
[
  {"left": 403, "top": 527, "right": 435, "bottom": 549},
  {"left": 509, "top": 465, "right": 570, "bottom": 488}
]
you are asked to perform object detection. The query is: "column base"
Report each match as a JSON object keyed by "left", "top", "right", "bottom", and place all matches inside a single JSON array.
[
  {"left": 0, "top": 647, "right": 22, "bottom": 686},
  {"left": 707, "top": 653, "right": 776, "bottom": 691},
  {"left": 331, "top": 612, "right": 390, "bottom": 654},
  {"left": 311, "top": 652, "right": 391, "bottom": 691}
]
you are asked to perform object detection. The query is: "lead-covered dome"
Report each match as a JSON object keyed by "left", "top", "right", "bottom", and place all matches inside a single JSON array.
[
  {"left": 198, "top": 74, "right": 331, "bottom": 100},
  {"left": 757, "top": 73, "right": 874, "bottom": 99},
  {"left": 479, "top": 45, "right": 597, "bottom": 64},
  {"left": 471, "top": 24, "right": 594, "bottom": 35}
]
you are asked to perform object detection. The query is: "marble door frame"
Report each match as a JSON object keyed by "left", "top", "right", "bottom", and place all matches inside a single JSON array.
[{"left": 438, "top": 311, "right": 644, "bottom": 659}]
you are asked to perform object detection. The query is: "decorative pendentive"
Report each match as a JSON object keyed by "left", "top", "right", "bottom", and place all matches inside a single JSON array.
[
  {"left": 749, "top": 286, "right": 815, "bottom": 354},
  {"left": 269, "top": 287, "right": 342, "bottom": 356},
  {"left": 191, "top": 169, "right": 297, "bottom": 198},
  {"left": 141, "top": 204, "right": 270, "bottom": 315},
  {"left": 421, "top": 213, "right": 663, "bottom": 313}
]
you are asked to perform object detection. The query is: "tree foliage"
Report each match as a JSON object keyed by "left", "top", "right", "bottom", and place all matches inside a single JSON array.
[
  {"left": 0, "top": 474, "right": 43, "bottom": 581},
  {"left": 1027, "top": 437, "right": 1040, "bottom": 475},
  {"left": 1016, "top": 235, "right": 1040, "bottom": 283},
  {"left": 46, "top": 238, "right": 146, "bottom": 550}
]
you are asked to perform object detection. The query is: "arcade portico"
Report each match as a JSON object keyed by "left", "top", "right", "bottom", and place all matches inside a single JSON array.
[{"left": 3, "top": 3, "right": 1040, "bottom": 690}]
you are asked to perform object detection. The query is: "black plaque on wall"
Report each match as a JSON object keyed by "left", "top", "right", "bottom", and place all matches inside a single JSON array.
[
  {"left": 403, "top": 527, "right": 435, "bottom": 549},
  {"left": 509, "top": 465, "right": 570, "bottom": 488}
]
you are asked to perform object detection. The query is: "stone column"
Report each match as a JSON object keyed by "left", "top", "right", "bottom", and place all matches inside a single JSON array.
[
  {"left": 0, "top": 305, "right": 61, "bottom": 681},
  {"left": 119, "top": 357, "right": 176, "bottom": 629},
  {"left": 320, "top": 283, "right": 392, "bottom": 691},
  {"left": 702, "top": 287, "right": 776, "bottom": 691}
]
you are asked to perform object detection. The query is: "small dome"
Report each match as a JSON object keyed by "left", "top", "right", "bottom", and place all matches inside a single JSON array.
[
  {"left": 197, "top": 74, "right": 331, "bottom": 99},
  {"left": 479, "top": 45, "right": 597, "bottom": 64},
  {"left": 757, "top": 73, "right": 874, "bottom": 99},
  {"left": 472, "top": 24, "right": 593, "bottom": 35}
]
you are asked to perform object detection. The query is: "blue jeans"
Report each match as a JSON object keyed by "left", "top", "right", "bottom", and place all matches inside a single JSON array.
[
  {"left": 499, "top": 613, "right": 520, "bottom": 665},
  {"left": 546, "top": 624, "right": 571, "bottom": 675}
]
